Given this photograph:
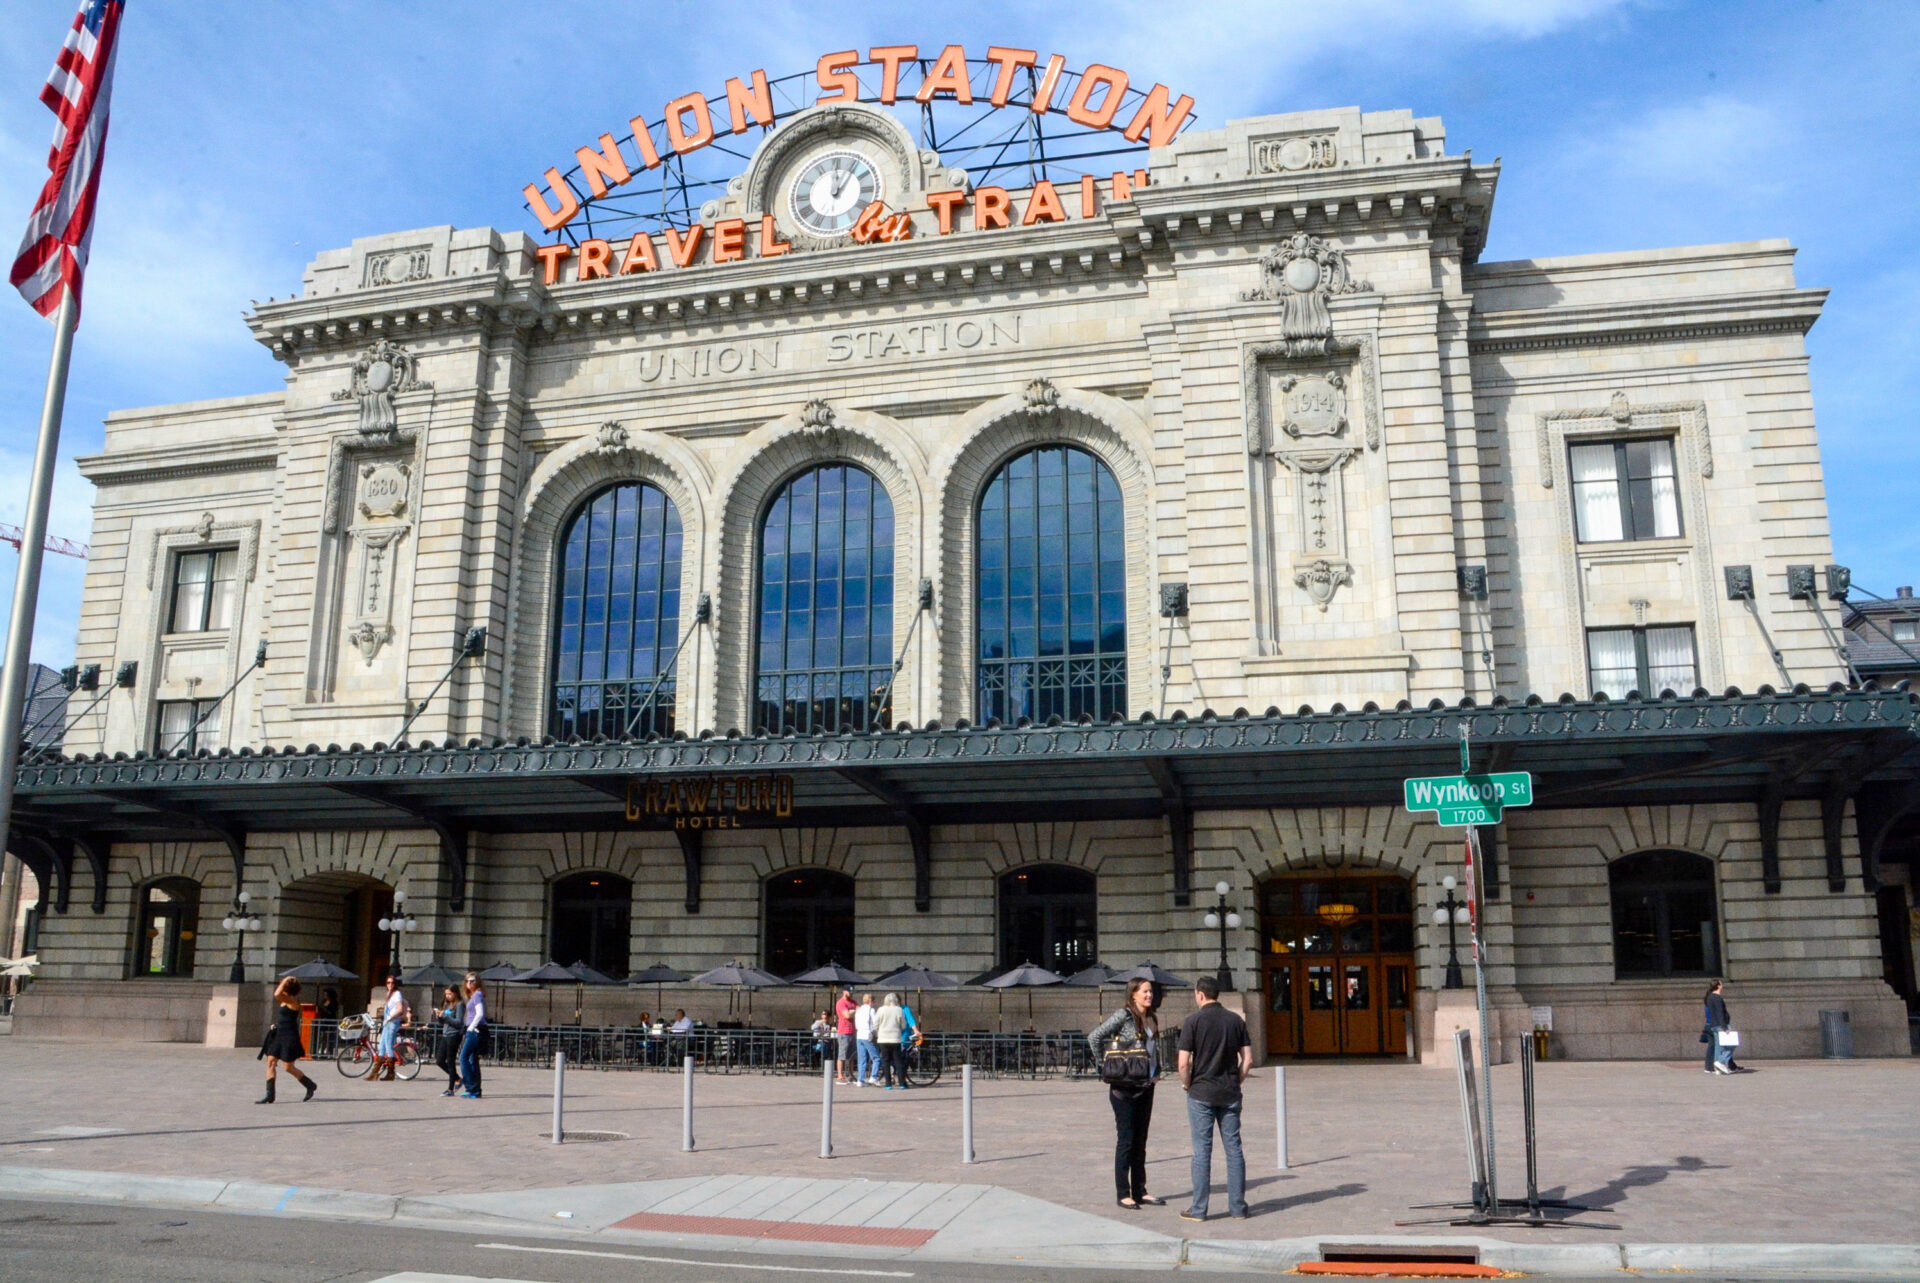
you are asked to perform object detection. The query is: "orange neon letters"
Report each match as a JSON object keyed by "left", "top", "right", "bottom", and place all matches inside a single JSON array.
[
  {"left": 575, "top": 134, "right": 631, "bottom": 199},
  {"left": 868, "top": 45, "right": 918, "bottom": 103},
  {"left": 1021, "top": 180, "right": 1067, "bottom": 225},
  {"left": 525, "top": 169, "right": 579, "bottom": 233},
  {"left": 577, "top": 239, "right": 613, "bottom": 280},
  {"left": 725, "top": 70, "right": 774, "bottom": 134},
  {"left": 662, "top": 223, "right": 705, "bottom": 268},
  {"left": 973, "top": 186, "right": 1011, "bottom": 230},
  {"left": 1031, "top": 54, "right": 1066, "bottom": 114},
  {"left": 816, "top": 49, "right": 859, "bottom": 103},
  {"left": 663, "top": 91, "right": 714, "bottom": 154},
  {"left": 628, "top": 116, "right": 663, "bottom": 169},
  {"left": 535, "top": 243, "right": 572, "bottom": 285},
  {"left": 618, "top": 232, "right": 659, "bottom": 274},
  {"left": 711, "top": 218, "right": 747, "bottom": 263},
  {"left": 1066, "top": 64, "right": 1128, "bottom": 129},
  {"left": 1122, "top": 83, "right": 1195, "bottom": 148},
  {"left": 984, "top": 47, "right": 1038, "bottom": 107},
  {"left": 758, "top": 214, "right": 791, "bottom": 257},
  {"left": 926, "top": 189, "right": 968, "bottom": 235},
  {"left": 916, "top": 45, "right": 973, "bottom": 104}
]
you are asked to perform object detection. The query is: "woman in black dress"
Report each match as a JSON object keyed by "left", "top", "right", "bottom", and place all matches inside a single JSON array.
[{"left": 258, "top": 976, "right": 317, "bottom": 1103}]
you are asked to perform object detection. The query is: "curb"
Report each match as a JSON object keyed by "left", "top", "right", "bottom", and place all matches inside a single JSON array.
[{"left": 3, "top": 1166, "right": 1917, "bottom": 1277}]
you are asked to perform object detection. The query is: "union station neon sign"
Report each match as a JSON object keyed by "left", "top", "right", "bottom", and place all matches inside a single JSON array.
[{"left": 524, "top": 44, "right": 1195, "bottom": 285}]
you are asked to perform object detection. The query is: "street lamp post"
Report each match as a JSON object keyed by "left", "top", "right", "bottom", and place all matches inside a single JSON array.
[
  {"left": 377, "top": 890, "right": 418, "bottom": 977},
  {"left": 1200, "top": 880, "right": 1243, "bottom": 993},
  {"left": 1433, "top": 876, "right": 1469, "bottom": 990},
  {"left": 221, "top": 891, "right": 263, "bottom": 984}
]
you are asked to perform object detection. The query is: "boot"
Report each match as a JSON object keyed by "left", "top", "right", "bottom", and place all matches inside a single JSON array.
[
  {"left": 369, "top": 1057, "right": 386, "bottom": 1081},
  {"left": 255, "top": 1078, "right": 275, "bottom": 1105},
  {"left": 299, "top": 1074, "right": 317, "bottom": 1101}
]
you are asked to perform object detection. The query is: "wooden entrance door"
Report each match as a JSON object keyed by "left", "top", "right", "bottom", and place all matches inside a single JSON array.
[{"left": 1260, "top": 873, "right": 1415, "bottom": 1057}]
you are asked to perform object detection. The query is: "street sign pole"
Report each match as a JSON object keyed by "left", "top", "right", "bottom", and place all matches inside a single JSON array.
[{"left": 1458, "top": 721, "right": 1497, "bottom": 1215}]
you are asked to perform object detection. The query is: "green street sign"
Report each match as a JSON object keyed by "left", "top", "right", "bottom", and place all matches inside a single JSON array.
[{"left": 1402, "top": 771, "right": 1534, "bottom": 827}]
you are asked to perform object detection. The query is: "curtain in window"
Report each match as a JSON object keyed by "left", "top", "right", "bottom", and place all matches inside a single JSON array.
[
  {"left": 976, "top": 445, "right": 1127, "bottom": 723},
  {"left": 1644, "top": 625, "right": 1698, "bottom": 694},
  {"left": 550, "top": 483, "right": 683, "bottom": 740},
  {"left": 1586, "top": 628, "right": 1638, "bottom": 695},
  {"left": 1628, "top": 439, "right": 1681, "bottom": 539},
  {"left": 755, "top": 465, "right": 894, "bottom": 734},
  {"left": 1569, "top": 443, "right": 1624, "bottom": 542}
]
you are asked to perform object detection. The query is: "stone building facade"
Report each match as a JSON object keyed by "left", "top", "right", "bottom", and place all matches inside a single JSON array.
[{"left": 8, "top": 100, "right": 1914, "bottom": 1059}]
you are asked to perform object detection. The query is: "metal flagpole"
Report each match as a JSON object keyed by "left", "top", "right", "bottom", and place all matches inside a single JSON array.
[{"left": 0, "top": 286, "right": 80, "bottom": 857}]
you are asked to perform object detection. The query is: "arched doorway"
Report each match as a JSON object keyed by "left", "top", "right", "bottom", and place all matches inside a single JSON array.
[
  {"left": 133, "top": 877, "right": 200, "bottom": 977},
  {"left": 549, "top": 872, "right": 632, "bottom": 979},
  {"left": 764, "top": 868, "right": 855, "bottom": 975},
  {"left": 276, "top": 872, "right": 394, "bottom": 1014},
  {"left": 1260, "top": 872, "right": 1414, "bottom": 1057}
]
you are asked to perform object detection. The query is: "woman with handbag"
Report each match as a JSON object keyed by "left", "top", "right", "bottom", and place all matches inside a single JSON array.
[
  {"left": 1089, "top": 978, "right": 1164, "bottom": 1209},
  {"left": 1702, "top": 980, "right": 1735, "bottom": 1074},
  {"left": 256, "top": 977, "right": 317, "bottom": 1104}
]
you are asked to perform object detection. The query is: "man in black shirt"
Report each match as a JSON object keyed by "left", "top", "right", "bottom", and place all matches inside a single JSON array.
[{"left": 1176, "top": 975, "right": 1253, "bottom": 1219}]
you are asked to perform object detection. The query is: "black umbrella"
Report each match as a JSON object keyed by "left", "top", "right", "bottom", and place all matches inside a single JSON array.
[
  {"left": 1115, "top": 961, "right": 1190, "bottom": 987},
  {"left": 280, "top": 958, "right": 359, "bottom": 981},
  {"left": 563, "top": 961, "right": 619, "bottom": 1025},
  {"left": 513, "top": 961, "right": 582, "bottom": 1025},
  {"left": 983, "top": 962, "right": 1066, "bottom": 1031},
  {"left": 628, "top": 962, "right": 689, "bottom": 1015},
  {"left": 789, "top": 962, "right": 870, "bottom": 1023},
  {"left": 1065, "top": 962, "right": 1120, "bottom": 1023},
  {"left": 872, "top": 964, "right": 961, "bottom": 1034},
  {"left": 691, "top": 961, "right": 789, "bottom": 1024},
  {"left": 964, "top": 965, "right": 1008, "bottom": 986},
  {"left": 400, "top": 962, "right": 463, "bottom": 989}
]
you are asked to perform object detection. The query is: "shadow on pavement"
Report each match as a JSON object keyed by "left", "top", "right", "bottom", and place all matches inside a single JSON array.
[{"left": 1551, "top": 1155, "right": 1726, "bottom": 1210}]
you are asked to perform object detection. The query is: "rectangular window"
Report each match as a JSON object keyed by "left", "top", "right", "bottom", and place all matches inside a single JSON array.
[
  {"left": 1569, "top": 438, "right": 1681, "bottom": 542},
  {"left": 1587, "top": 625, "right": 1698, "bottom": 696},
  {"left": 167, "top": 548, "right": 238, "bottom": 633},
  {"left": 154, "top": 699, "right": 221, "bottom": 754},
  {"left": 1894, "top": 619, "right": 1918, "bottom": 642}
]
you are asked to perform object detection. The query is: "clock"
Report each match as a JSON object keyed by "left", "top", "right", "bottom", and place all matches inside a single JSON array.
[{"left": 788, "top": 149, "right": 882, "bottom": 237}]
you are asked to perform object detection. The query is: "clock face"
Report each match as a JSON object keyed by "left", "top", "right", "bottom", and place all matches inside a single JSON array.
[{"left": 789, "top": 149, "right": 882, "bottom": 236}]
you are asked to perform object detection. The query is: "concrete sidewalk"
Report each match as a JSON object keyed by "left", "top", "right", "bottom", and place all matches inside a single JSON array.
[{"left": 0, "top": 1039, "right": 1916, "bottom": 1273}]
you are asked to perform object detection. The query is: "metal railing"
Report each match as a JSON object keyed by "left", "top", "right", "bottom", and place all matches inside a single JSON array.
[{"left": 301, "top": 1020, "right": 1172, "bottom": 1080}]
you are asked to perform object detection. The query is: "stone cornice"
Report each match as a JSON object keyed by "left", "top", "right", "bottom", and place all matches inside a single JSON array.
[
  {"left": 1467, "top": 289, "right": 1826, "bottom": 355},
  {"left": 76, "top": 439, "right": 281, "bottom": 485}
]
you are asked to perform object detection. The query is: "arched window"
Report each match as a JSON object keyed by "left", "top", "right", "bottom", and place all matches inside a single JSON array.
[
  {"left": 977, "top": 444, "right": 1126, "bottom": 723},
  {"left": 549, "top": 872, "right": 632, "bottom": 979},
  {"left": 755, "top": 464, "right": 894, "bottom": 734},
  {"left": 998, "top": 865, "right": 1097, "bottom": 972},
  {"left": 550, "top": 482, "right": 683, "bottom": 740},
  {"left": 135, "top": 877, "right": 199, "bottom": 977},
  {"left": 1610, "top": 851, "right": 1719, "bottom": 978},
  {"left": 764, "top": 869, "right": 855, "bottom": 975}
]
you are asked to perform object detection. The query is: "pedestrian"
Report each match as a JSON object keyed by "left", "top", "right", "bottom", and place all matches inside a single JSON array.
[
  {"left": 1702, "top": 979, "right": 1736, "bottom": 1075},
  {"left": 317, "top": 987, "right": 339, "bottom": 1024},
  {"left": 1177, "top": 975, "right": 1252, "bottom": 1220},
  {"left": 874, "top": 992, "right": 908, "bottom": 1088},
  {"left": 834, "top": 986, "right": 857, "bottom": 1084},
  {"left": 1089, "top": 977, "right": 1164, "bottom": 1209},
  {"left": 256, "top": 977, "right": 317, "bottom": 1104},
  {"left": 854, "top": 992, "right": 879, "bottom": 1085},
  {"left": 458, "top": 972, "right": 486, "bottom": 1100},
  {"left": 372, "top": 973, "right": 410, "bottom": 1082},
  {"left": 810, "top": 1010, "right": 833, "bottom": 1063},
  {"left": 434, "top": 984, "right": 464, "bottom": 1096},
  {"left": 899, "top": 998, "right": 922, "bottom": 1088}
]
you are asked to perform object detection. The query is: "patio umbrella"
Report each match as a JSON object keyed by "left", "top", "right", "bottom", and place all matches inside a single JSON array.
[
  {"left": 475, "top": 961, "right": 520, "bottom": 1023},
  {"left": 871, "top": 964, "right": 961, "bottom": 1034},
  {"left": 983, "top": 962, "right": 1066, "bottom": 1031},
  {"left": 280, "top": 958, "right": 359, "bottom": 981},
  {"left": 512, "top": 961, "right": 581, "bottom": 1025},
  {"left": 1114, "top": 961, "right": 1190, "bottom": 988},
  {"left": 963, "top": 965, "right": 1008, "bottom": 987},
  {"left": 400, "top": 962, "right": 463, "bottom": 989},
  {"left": 565, "top": 961, "right": 620, "bottom": 1024},
  {"left": 690, "top": 961, "right": 788, "bottom": 1023},
  {"left": 1065, "top": 962, "right": 1121, "bottom": 1023},
  {"left": 628, "top": 962, "right": 689, "bottom": 1015},
  {"left": 788, "top": 962, "right": 870, "bottom": 1023}
]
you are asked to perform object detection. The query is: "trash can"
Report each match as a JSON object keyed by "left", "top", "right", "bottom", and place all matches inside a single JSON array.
[{"left": 1818, "top": 1009, "right": 1853, "bottom": 1059}]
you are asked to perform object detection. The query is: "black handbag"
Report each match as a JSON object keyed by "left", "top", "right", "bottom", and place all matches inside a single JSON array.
[{"left": 1099, "top": 1015, "right": 1155, "bottom": 1087}]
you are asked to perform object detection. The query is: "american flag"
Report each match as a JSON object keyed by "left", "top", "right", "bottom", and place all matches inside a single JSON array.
[{"left": 10, "top": 0, "right": 126, "bottom": 320}]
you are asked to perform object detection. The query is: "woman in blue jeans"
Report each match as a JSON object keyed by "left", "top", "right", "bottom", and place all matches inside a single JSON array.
[
  {"left": 1702, "top": 980, "right": 1734, "bottom": 1074},
  {"left": 458, "top": 973, "right": 486, "bottom": 1099}
]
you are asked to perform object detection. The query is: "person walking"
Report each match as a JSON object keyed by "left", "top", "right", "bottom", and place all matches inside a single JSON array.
[
  {"left": 256, "top": 977, "right": 317, "bottom": 1104},
  {"left": 854, "top": 992, "right": 879, "bottom": 1086},
  {"left": 1702, "top": 979, "right": 1736, "bottom": 1074},
  {"left": 834, "top": 987, "right": 857, "bottom": 1084},
  {"left": 873, "top": 992, "right": 908, "bottom": 1089},
  {"left": 433, "top": 985, "right": 464, "bottom": 1096},
  {"left": 1089, "top": 977, "right": 1164, "bottom": 1209},
  {"left": 457, "top": 973, "right": 486, "bottom": 1099},
  {"left": 1177, "top": 975, "right": 1252, "bottom": 1220},
  {"left": 371, "top": 973, "right": 410, "bottom": 1082}
]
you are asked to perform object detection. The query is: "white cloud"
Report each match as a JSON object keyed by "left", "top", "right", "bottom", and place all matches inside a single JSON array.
[{"left": 1576, "top": 95, "right": 1786, "bottom": 195}]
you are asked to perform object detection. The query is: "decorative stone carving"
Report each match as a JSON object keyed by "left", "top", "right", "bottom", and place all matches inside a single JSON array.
[
  {"left": 1021, "top": 377, "right": 1060, "bottom": 414},
  {"left": 361, "top": 245, "right": 433, "bottom": 289},
  {"left": 589, "top": 420, "right": 633, "bottom": 455},
  {"left": 348, "top": 620, "right": 394, "bottom": 663},
  {"left": 356, "top": 461, "right": 410, "bottom": 520},
  {"left": 1253, "top": 134, "right": 1337, "bottom": 173},
  {"left": 799, "top": 399, "right": 837, "bottom": 436},
  {"left": 1293, "top": 558, "right": 1353, "bottom": 612},
  {"left": 193, "top": 512, "right": 216, "bottom": 542},
  {"left": 1276, "top": 372, "right": 1347, "bottom": 440},
  {"left": 331, "top": 339, "right": 431, "bottom": 440},
  {"left": 1242, "top": 233, "right": 1372, "bottom": 358}
]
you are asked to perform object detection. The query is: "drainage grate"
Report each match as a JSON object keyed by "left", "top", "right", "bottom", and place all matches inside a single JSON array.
[
  {"left": 1321, "top": 1245, "right": 1481, "bottom": 1264},
  {"left": 546, "top": 1130, "right": 629, "bottom": 1143}
]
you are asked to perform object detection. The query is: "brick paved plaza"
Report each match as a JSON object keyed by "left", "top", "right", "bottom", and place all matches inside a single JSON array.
[{"left": 1, "top": 1039, "right": 1914, "bottom": 1247}]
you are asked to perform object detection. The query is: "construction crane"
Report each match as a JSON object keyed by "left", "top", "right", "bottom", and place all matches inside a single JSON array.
[{"left": 0, "top": 523, "right": 88, "bottom": 560}]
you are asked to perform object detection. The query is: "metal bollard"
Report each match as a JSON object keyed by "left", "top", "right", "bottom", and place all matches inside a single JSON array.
[
  {"left": 819, "top": 1058, "right": 835, "bottom": 1159},
  {"left": 1274, "top": 1065, "right": 1288, "bottom": 1170},
  {"left": 681, "top": 1053, "right": 695, "bottom": 1152},
  {"left": 551, "top": 1050, "right": 565, "bottom": 1145},
  {"left": 961, "top": 1062, "right": 975, "bottom": 1164}
]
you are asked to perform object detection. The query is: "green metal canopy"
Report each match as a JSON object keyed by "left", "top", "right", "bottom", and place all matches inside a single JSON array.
[{"left": 7, "top": 684, "right": 1916, "bottom": 917}]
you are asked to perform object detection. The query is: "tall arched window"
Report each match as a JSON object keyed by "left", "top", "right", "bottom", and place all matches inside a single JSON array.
[
  {"left": 1610, "top": 851, "right": 1719, "bottom": 978},
  {"left": 549, "top": 872, "right": 632, "bottom": 979},
  {"left": 998, "top": 865, "right": 1097, "bottom": 972},
  {"left": 765, "top": 869, "right": 856, "bottom": 975},
  {"left": 134, "top": 877, "right": 199, "bottom": 977},
  {"left": 551, "top": 482, "right": 683, "bottom": 740},
  {"left": 977, "top": 444, "right": 1126, "bottom": 723},
  {"left": 755, "top": 464, "right": 894, "bottom": 734}
]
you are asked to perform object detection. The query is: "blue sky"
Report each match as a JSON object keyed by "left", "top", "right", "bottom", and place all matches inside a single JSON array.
[{"left": 0, "top": 0, "right": 1914, "bottom": 666}]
